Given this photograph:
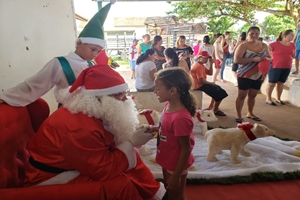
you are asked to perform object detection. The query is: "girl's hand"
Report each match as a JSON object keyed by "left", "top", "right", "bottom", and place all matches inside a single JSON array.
[
  {"left": 166, "top": 174, "right": 181, "bottom": 190},
  {"left": 0, "top": 99, "right": 3, "bottom": 104}
]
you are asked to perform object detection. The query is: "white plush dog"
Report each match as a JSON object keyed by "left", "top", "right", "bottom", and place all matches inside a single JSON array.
[
  {"left": 193, "top": 108, "right": 217, "bottom": 135},
  {"left": 205, "top": 123, "right": 275, "bottom": 164}
]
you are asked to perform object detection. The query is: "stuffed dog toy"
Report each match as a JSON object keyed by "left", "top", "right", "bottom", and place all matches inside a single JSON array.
[
  {"left": 205, "top": 123, "right": 275, "bottom": 164},
  {"left": 193, "top": 108, "right": 217, "bottom": 135}
]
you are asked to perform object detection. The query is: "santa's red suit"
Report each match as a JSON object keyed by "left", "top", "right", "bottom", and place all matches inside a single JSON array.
[{"left": 24, "top": 108, "right": 163, "bottom": 199}]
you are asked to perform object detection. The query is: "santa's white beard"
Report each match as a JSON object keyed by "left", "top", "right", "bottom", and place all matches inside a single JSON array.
[{"left": 57, "top": 89, "right": 139, "bottom": 145}]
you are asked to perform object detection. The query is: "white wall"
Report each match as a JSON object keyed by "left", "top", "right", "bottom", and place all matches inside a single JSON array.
[{"left": 0, "top": 0, "right": 77, "bottom": 113}]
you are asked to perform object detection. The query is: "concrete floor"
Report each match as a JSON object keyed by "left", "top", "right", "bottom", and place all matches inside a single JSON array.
[{"left": 117, "top": 67, "right": 300, "bottom": 141}]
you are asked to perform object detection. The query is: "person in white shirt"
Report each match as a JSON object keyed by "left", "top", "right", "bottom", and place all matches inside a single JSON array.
[{"left": 135, "top": 49, "right": 157, "bottom": 92}]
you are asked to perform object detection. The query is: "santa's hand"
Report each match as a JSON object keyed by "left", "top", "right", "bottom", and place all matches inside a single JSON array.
[{"left": 130, "top": 125, "right": 155, "bottom": 147}]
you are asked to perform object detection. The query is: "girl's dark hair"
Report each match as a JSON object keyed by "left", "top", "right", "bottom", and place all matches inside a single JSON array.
[
  {"left": 203, "top": 35, "right": 210, "bottom": 44},
  {"left": 164, "top": 48, "right": 179, "bottom": 66},
  {"left": 136, "top": 49, "right": 155, "bottom": 65},
  {"left": 155, "top": 68, "right": 197, "bottom": 116},
  {"left": 247, "top": 26, "right": 260, "bottom": 33},
  {"left": 240, "top": 32, "right": 247, "bottom": 41},
  {"left": 152, "top": 35, "right": 162, "bottom": 47},
  {"left": 276, "top": 30, "right": 293, "bottom": 41}
]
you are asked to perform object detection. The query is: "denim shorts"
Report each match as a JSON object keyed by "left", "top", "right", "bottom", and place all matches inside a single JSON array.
[
  {"left": 129, "top": 60, "right": 136, "bottom": 70},
  {"left": 268, "top": 66, "right": 291, "bottom": 83},
  {"left": 295, "top": 50, "right": 300, "bottom": 59}
]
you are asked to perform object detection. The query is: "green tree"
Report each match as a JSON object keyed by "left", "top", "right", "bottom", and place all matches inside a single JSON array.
[
  {"left": 263, "top": 15, "right": 296, "bottom": 37},
  {"left": 168, "top": 1, "right": 299, "bottom": 25},
  {"left": 206, "top": 17, "right": 236, "bottom": 35}
]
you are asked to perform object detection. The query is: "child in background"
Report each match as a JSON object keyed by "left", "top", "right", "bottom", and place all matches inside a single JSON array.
[
  {"left": 190, "top": 51, "right": 228, "bottom": 116},
  {"left": 128, "top": 39, "right": 139, "bottom": 79},
  {"left": 154, "top": 68, "right": 196, "bottom": 200}
]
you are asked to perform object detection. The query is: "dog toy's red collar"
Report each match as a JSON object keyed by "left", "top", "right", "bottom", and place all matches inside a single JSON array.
[
  {"left": 196, "top": 112, "right": 205, "bottom": 122},
  {"left": 139, "top": 109, "right": 155, "bottom": 125},
  {"left": 237, "top": 123, "right": 256, "bottom": 141},
  {"left": 196, "top": 107, "right": 210, "bottom": 122}
]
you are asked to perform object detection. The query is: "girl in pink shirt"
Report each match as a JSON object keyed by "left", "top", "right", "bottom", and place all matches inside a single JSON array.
[{"left": 153, "top": 68, "right": 196, "bottom": 200}]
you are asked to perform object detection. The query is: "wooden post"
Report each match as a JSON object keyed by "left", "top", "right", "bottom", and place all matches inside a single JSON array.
[
  {"left": 116, "top": 34, "right": 119, "bottom": 55},
  {"left": 124, "top": 32, "right": 127, "bottom": 55}
]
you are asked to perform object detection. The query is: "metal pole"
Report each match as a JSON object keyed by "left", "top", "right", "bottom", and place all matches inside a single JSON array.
[{"left": 97, "top": 0, "right": 102, "bottom": 10}]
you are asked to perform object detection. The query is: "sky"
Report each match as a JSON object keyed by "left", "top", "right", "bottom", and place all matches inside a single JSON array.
[
  {"left": 73, "top": 0, "right": 269, "bottom": 29},
  {"left": 73, "top": 0, "right": 174, "bottom": 29}
]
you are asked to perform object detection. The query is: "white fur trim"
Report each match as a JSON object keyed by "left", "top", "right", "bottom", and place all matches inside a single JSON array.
[
  {"left": 81, "top": 83, "right": 128, "bottom": 96},
  {"left": 78, "top": 37, "right": 105, "bottom": 47},
  {"left": 146, "top": 182, "right": 166, "bottom": 200},
  {"left": 116, "top": 141, "right": 136, "bottom": 170},
  {"left": 110, "top": 0, "right": 116, "bottom": 4},
  {"left": 35, "top": 170, "right": 80, "bottom": 186}
]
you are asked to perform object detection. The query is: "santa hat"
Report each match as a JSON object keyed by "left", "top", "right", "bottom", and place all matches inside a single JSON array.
[
  {"left": 77, "top": 0, "right": 116, "bottom": 48},
  {"left": 67, "top": 64, "right": 128, "bottom": 97}
]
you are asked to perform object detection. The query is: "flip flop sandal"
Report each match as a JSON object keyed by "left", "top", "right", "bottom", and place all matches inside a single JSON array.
[
  {"left": 214, "top": 110, "right": 226, "bottom": 116},
  {"left": 276, "top": 100, "right": 285, "bottom": 105},
  {"left": 235, "top": 118, "right": 244, "bottom": 123},
  {"left": 266, "top": 101, "right": 276, "bottom": 106},
  {"left": 247, "top": 116, "right": 262, "bottom": 121}
]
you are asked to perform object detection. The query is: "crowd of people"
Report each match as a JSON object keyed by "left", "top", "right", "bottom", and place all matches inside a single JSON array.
[{"left": 130, "top": 25, "right": 298, "bottom": 124}]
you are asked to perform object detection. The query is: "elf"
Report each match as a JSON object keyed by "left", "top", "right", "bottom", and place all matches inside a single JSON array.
[{"left": 0, "top": 1, "right": 115, "bottom": 107}]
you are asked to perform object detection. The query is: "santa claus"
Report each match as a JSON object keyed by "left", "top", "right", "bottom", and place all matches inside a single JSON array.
[{"left": 24, "top": 64, "right": 166, "bottom": 200}]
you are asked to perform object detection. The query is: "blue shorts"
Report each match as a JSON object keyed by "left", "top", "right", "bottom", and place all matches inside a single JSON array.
[
  {"left": 268, "top": 65, "right": 291, "bottom": 83},
  {"left": 295, "top": 50, "right": 300, "bottom": 59},
  {"left": 129, "top": 60, "right": 136, "bottom": 70}
]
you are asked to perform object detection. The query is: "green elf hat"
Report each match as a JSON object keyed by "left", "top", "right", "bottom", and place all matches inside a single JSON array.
[{"left": 78, "top": 0, "right": 116, "bottom": 48}]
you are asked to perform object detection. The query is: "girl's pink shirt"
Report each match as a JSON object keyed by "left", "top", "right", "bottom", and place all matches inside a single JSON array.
[{"left": 156, "top": 104, "right": 195, "bottom": 171}]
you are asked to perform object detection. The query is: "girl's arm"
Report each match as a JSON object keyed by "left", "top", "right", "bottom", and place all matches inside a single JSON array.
[{"left": 166, "top": 136, "right": 191, "bottom": 189}]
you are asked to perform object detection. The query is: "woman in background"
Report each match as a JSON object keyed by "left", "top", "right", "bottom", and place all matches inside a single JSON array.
[
  {"left": 151, "top": 35, "right": 166, "bottom": 71},
  {"left": 198, "top": 35, "right": 215, "bottom": 72},
  {"left": 137, "top": 34, "right": 152, "bottom": 56},
  {"left": 265, "top": 30, "right": 295, "bottom": 106},
  {"left": 193, "top": 40, "right": 202, "bottom": 56},
  {"left": 174, "top": 35, "right": 194, "bottom": 70},
  {"left": 231, "top": 32, "right": 247, "bottom": 86},
  {"left": 213, "top": 33, "right": 224, "bottom": 83},
  {"left": 135, "top": 49, "right": 157, "bottom": 92},
  {"left": 163, "top": 48, "right": 189, "bottom": 72}
]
